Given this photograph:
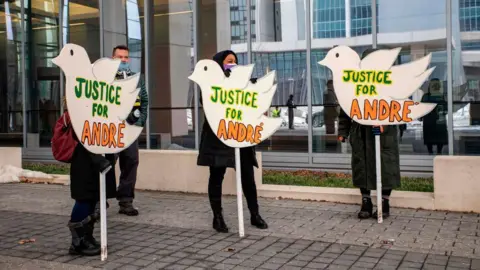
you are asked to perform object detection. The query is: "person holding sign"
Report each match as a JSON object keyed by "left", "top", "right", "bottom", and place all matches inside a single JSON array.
[
  {"left": 112, "top": 45, "right": 149, "bottom": 216},
  {"left": 197, "top": 50, "right": 268, "bottom": 233},
  {"left": 61, "top": 97, "right": 117, "bottom": 256},
  {"left": 337, "top": 48, "right": 401, "bottom": 220}
]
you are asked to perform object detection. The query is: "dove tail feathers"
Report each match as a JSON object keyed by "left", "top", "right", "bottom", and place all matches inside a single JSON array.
[
  {"left": 409, "top": 103, "right": 437, "bottom": 121},
  {"left": 257, "top": 115, "right": 283, "bottom": 140}
]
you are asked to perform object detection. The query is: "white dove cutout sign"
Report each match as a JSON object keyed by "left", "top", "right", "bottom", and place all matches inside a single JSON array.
[
  {"left": 319, "top": 46, "right": 437, "bottom": 224},
  {"left": 189, "top": 60, "right": 282, "bottom": 148},
  {"left": 189, "top": 60, "right": 282, "bottom": 237},
  {"left": 318, "top": 46, "right": 437, "bottom": 125},
  {"left": 52, "top": 43, "right": 143, "bottom": 261},
  {"left": 52, "top": 43, "right": 143, "bottom": 155}
]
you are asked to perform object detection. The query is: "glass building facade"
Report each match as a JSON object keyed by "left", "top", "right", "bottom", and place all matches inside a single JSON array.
[{"left": 1, "top": 0, "right": 478, "bottom": 174}]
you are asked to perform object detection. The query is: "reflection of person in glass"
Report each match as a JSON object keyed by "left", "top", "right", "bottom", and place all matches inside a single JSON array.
[
  {"left": 324, "top": 80, "right": 339, "bottom": 134},
  {"left": 337, "top": 48, "right": 401, "bottom": 220},
  {"left": 272, "top": 106, "right": 281, "bottom": 118},
  {"left": 197, "top": 50, "right": 268, "bottom": 233},
  {"left": 421, "top": 78, "right": 447, "bottom": 155},
  {"left": 286, "top": 94, "right": 296, "bottom": 129}
]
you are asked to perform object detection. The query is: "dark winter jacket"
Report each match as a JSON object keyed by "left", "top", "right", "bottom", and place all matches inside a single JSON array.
[
  {"left": 338, "top": 110, "right": 401, "bottom": 190},
  {"left": 197, "top": 50, "right": 258, "bottom": 168},
  {"left": 69, "top": 136, "right": 117, "bottom": 201},
  {"left": 421, "top": 93, "right": 448, "bottom": 145}
]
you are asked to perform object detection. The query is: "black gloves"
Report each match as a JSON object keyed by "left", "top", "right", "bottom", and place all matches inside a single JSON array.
[
  {"left": 224, "top": 69, "right": 258, "bottom": 84},
  {"left": 224, "top": 69, "right": 232, "bottom": 78},
  {"left": 126, "top": 112, "right": 138, "bottom": 125}
]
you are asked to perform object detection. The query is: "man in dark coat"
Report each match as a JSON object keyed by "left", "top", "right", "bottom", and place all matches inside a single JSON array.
[
  {"left": 286, "top": 94, "right": 296, "bottom": 129},
  {"left": 338, "top": 48, "right": 401, "bottom": 219},
  {"left": 324, "top": 80, "right": 339, "bottom": 134},
  {"left": 197, "top": 50, "right": 267, "bottom": 233},
  {"left": 112, "top": 45, "right": 149, "bottom": 216}
]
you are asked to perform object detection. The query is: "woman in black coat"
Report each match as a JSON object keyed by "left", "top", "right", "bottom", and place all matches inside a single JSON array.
[
  {"left": 198, "top": 50, "right": 268, "bottom": 233},
  {"left": 63, "top": 97, "right": 117, "bottom": 256}
]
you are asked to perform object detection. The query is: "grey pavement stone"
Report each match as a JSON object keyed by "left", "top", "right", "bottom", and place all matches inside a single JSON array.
[{"left": 0, "top": 184, "right": 479, "bottom": 270}]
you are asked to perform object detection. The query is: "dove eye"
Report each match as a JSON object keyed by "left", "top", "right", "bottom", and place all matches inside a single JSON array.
[
  {"left": 70, "top": 50, "right": 74, "bottom": 56},
  {"left": 335, "top": 53, "right": 339, "bottom": 58},
  {"left": 204, "top": 66, "right": 207, "bottom": 71}
]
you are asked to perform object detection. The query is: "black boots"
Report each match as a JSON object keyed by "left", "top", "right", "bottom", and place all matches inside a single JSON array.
[
  {"left": 84, "top": 217, "right": 100, "bottom": 247},
  {"left": 213, "top": 212, "right": 229, "bottom": 233},
  {"left": 251, "top": 213, "right": 268, "bottom": 229},
  {"left": 358, "top": 197, "right": 373, "bottom": 219},
  {"left": 68, "top": 219, "right": 100, "bottom": 256},
  {"left": 119, "top": 201, "right": 139, "bottom": 216},
  {"left": 373, "top": 199, "right": 390, "bottom": 219},
  {"left": 358, "top": 197, "right": 391, "bottom": 219}
]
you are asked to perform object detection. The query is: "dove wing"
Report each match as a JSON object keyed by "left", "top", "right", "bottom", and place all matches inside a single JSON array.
[
  {"left": 374, "top": 67, "right": 435, "bottom": 100},
  {"left": 224, "top": 64, "right": 255, "bottom": 89},
  {"left": 92, "top": 58, "right": 121, "bottom": 84},
  {"left": 387, "top": 54, "right": 434, "bottom": 99},
  {"left": 112, "top": 73, "right": 141, "bottom": 121},
  {"left": 253, "top": 85, "right": 277, "bottom": 117},
  {"left": 360, "top": 47, "right": 401, "bottom": 70}
]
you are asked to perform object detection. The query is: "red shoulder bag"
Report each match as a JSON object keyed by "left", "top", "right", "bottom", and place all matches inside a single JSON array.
[{"left": 51, "top": 112, "right": 78, "bottom": 163}]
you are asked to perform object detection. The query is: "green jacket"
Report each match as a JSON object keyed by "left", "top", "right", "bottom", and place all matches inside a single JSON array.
[
  {"left": 338, "top": 109, "right": 401, "bottom": 190},
  {"left": 134, "top": 75, "right": 149, "bottom": 127}
]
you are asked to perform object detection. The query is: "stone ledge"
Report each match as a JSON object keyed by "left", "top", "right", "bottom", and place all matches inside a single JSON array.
[{"left": 258, "top": 184, "right": 435, "bottom": 210}]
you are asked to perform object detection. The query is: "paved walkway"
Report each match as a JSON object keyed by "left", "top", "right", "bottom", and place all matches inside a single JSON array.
[{"left": 0, "top": 183, "right": 479, "bottom": 269}]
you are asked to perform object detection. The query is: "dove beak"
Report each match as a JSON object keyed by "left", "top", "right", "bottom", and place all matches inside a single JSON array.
[
  {"left": 188, "top": 74, "right": 196, "bottom": 83},
  {"left": 318, "top": 59, "right": 326, "bottom": 66},
  {"left": 51, "top": 56, "right": 59, "bottom": 66}
]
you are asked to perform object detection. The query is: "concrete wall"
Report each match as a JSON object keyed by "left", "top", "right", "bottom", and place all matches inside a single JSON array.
[
  {"left": 434, "top": 156, "right": 480, "bottom": 213},
  {"left": 43, "top": 150, "right": 479, "bottom": 214},
  {"left": 115, "top": 150, "right": 262, "bottom": 195},
  {"left": 0, "top": 147, "right": 21, "bottom": 168}
]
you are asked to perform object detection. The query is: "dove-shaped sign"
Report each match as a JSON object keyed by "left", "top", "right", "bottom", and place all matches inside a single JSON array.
[
  {"left": 189, "top": 60, "right": 282, "bottom": 148},
  {"left": 52, "top": 43, "right": 143, "bottom": 154},
  {"left": 319, "top": 46, "right": 437, "bottom": 126}
]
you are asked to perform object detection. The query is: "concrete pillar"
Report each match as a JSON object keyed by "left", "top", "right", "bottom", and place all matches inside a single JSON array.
[
  {"left": 101, "top": 0, "right": 127, "bottom": 57},
  {"left": 345, "top": 0, "right": 351, "bottom": 38},
  {"left": 168, "top": 0, "right": 191, "bottom": 137},
  {"left": 194, "top": 0, "right": 230, "bottom": 133}
]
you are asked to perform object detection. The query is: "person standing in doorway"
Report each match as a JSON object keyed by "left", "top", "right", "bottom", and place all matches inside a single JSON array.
[
  {"left": 337, "top": 48, "right": 401, "bottom": 219},
  {"left": 112, "top": 45, "right": 149, "bottom": 216},
  {"left": 286, "top": 94, "right": 296, "bottom": 129}
]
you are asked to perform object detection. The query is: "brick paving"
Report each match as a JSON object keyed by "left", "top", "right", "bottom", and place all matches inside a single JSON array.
[{"left": 0, "top": 183, "right": 479, "bottom": 269}]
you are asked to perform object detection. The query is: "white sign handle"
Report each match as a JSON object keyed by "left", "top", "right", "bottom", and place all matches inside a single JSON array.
[
  {"left": 234, "top": 148, "right": 245, "bottom": 237},
  {"left": 99, "top": 171, "right": 108, "bottom": 260},
  {"left": 375, "top": 135, "right": 383, "bottom": 224}
]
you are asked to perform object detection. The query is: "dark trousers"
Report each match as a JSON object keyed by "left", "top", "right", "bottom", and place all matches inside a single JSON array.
[
  {"left": 208, "top": 159, "right": 259, "bottom": 215},
  {"left": 117, "top": 140, "right": 139, "bottom": 202},
  {"left": 71, "top": 200, "right": 96, "bottom": 222},
  {"left": 288, "top": 108, "right": 294, "bottom": 129},
  {"left": 427, "top": 144, "right": 444, "bottom": 155}
]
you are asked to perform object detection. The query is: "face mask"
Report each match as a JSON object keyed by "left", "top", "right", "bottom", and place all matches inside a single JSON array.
[
  {"left": 223, "top": 63, "right": 237, "bottom": 70},
  {"left": 118, "top": 61, "right": 130, "bottom": 71}
]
